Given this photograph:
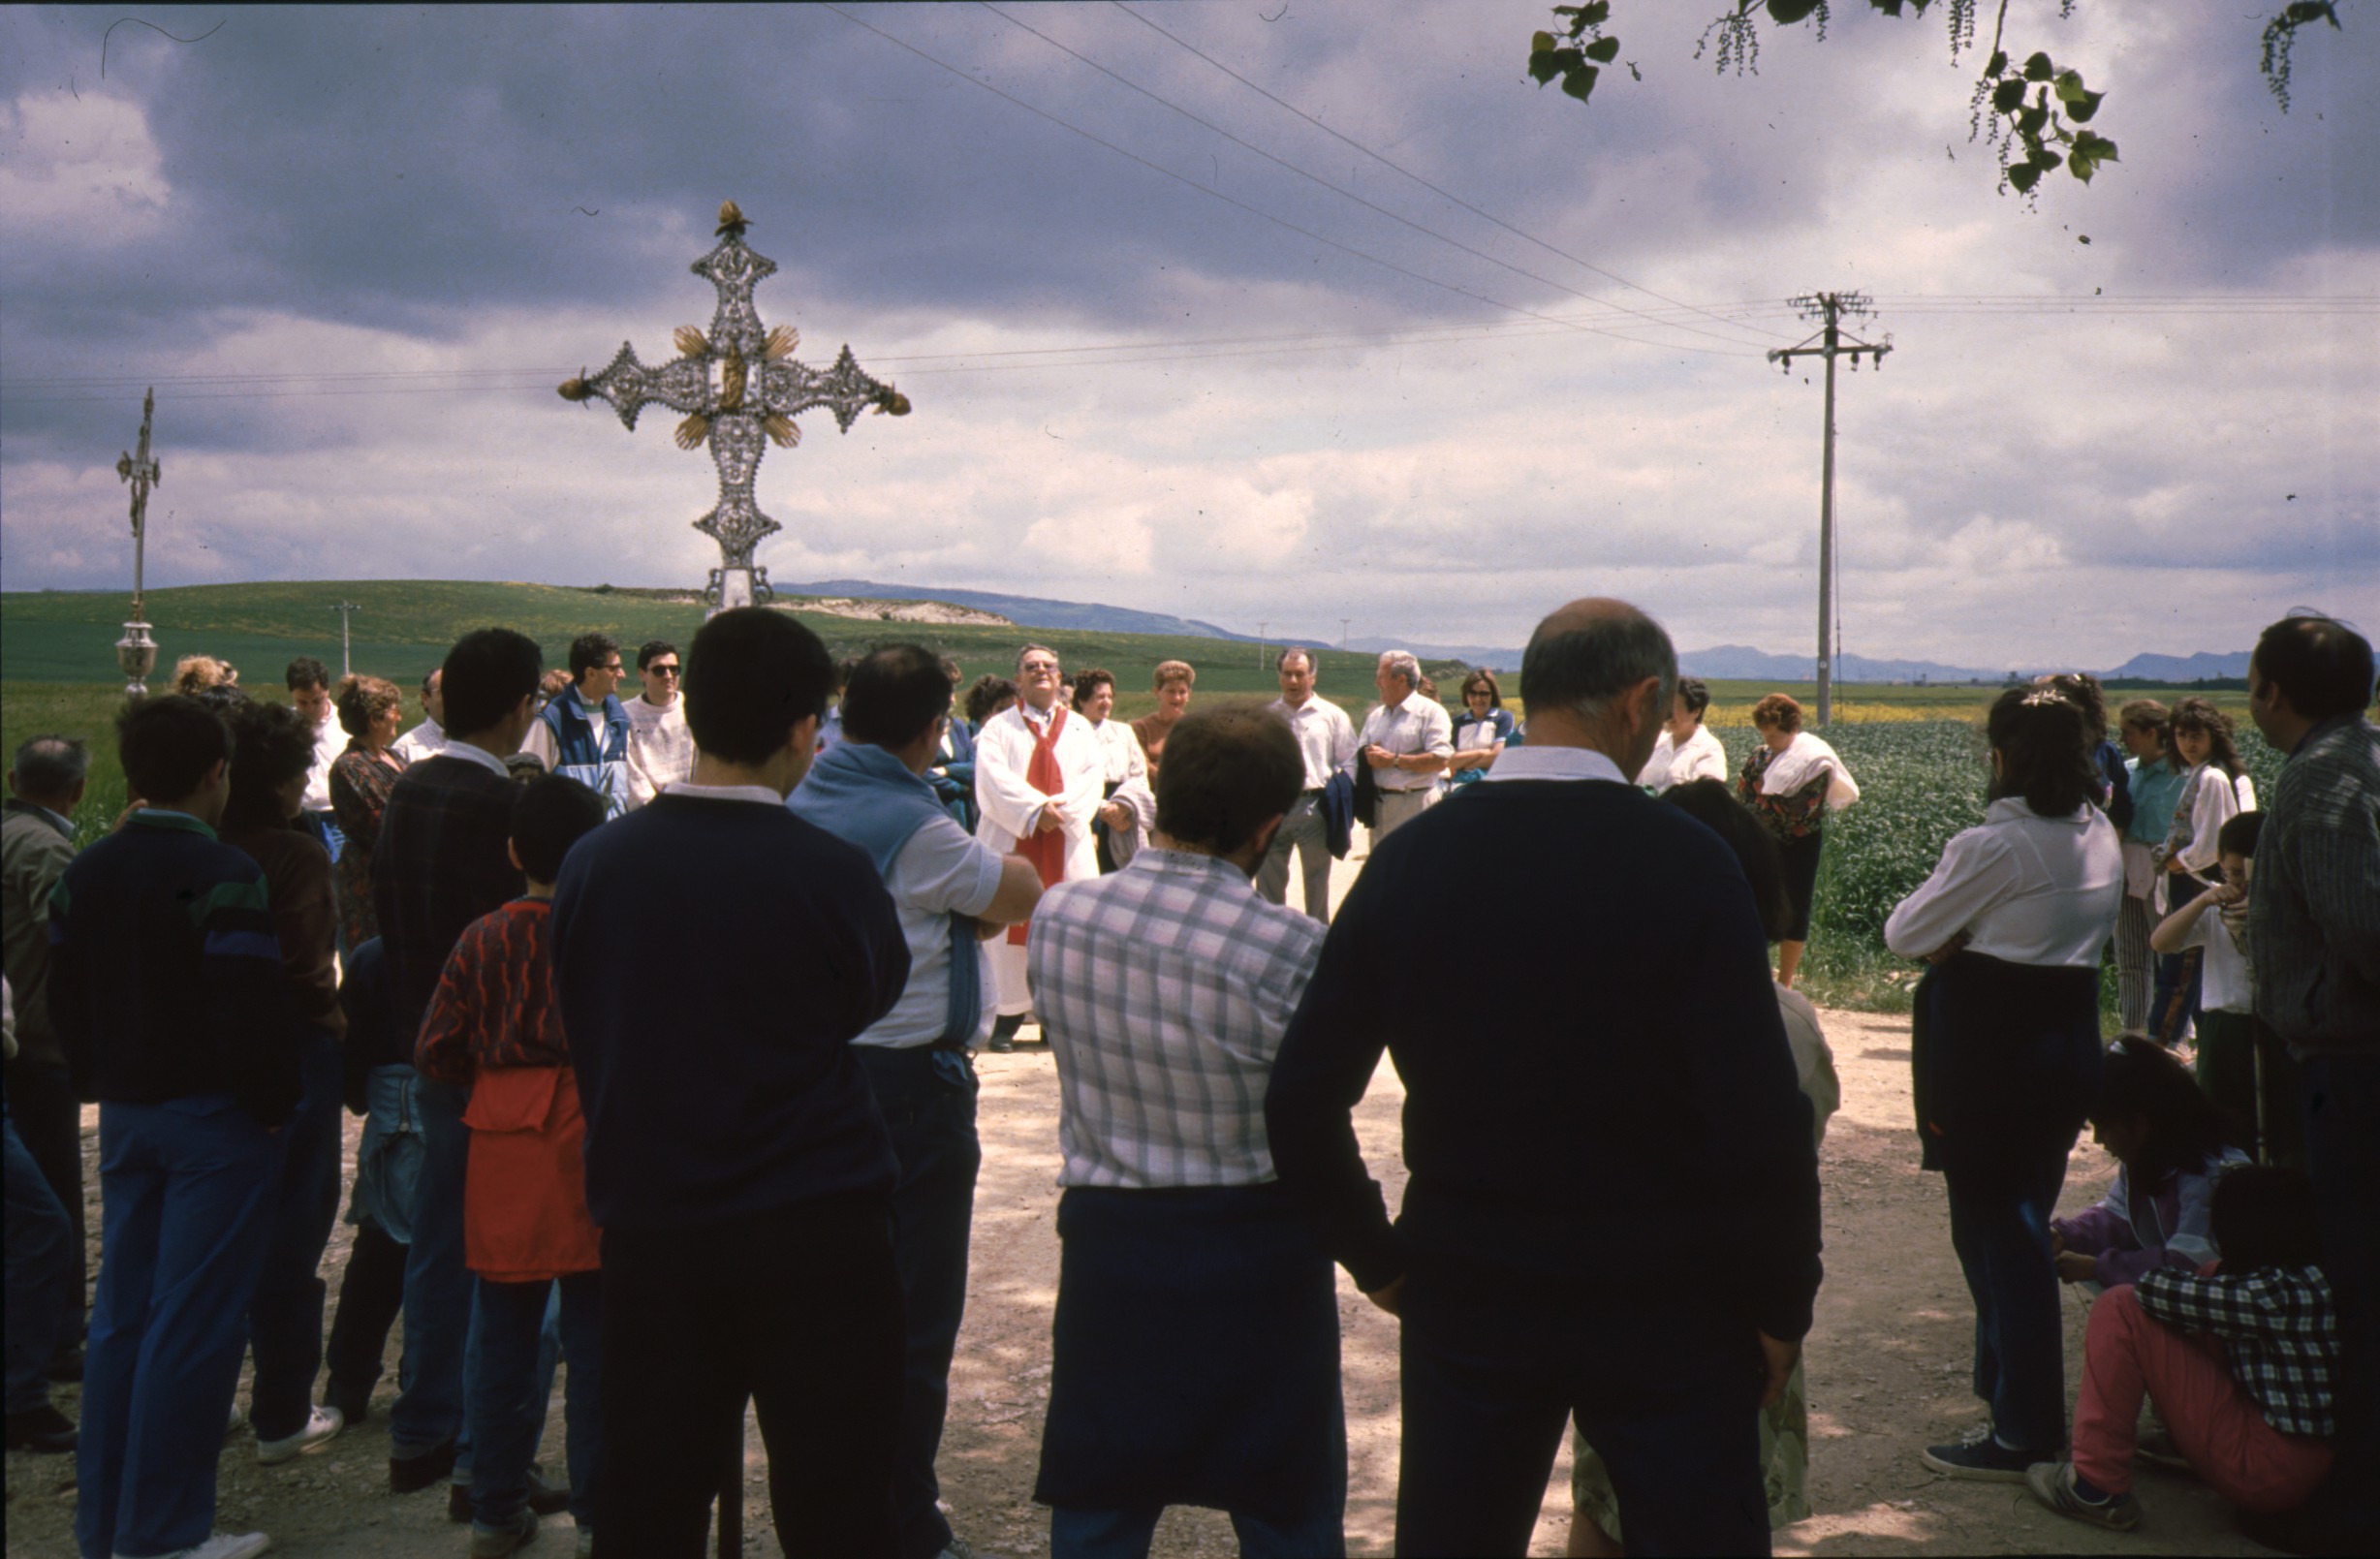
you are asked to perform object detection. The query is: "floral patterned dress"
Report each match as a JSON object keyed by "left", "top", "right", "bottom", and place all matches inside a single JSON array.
[{"left": 329, "top": 742, "right": 404, "bottom": 949}]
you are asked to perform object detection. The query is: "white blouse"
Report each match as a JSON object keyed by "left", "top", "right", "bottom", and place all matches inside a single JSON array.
[
  {"left": 1639, "top": 725, "right": 1730, "bottom": 792},
  {"left": 1884, "top": 799, "right": 2124, "bottom": 969}
]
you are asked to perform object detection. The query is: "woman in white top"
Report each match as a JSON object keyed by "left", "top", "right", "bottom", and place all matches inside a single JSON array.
[
  {"left": 1884, "top": 685, "right": 2124, "bottom": 1481},
  {"left": 1738, "top": 694, "right": 1862, "bottom": 989},
  {"left": 1069, "top": 669, "right": 1156, "bottom": 872},
  {"left": 1636, "top": 676, "right": 1730, "bottom": 794},
  {"left": 2146, "top": 697, "right": 2257, "bottom": 1046}
]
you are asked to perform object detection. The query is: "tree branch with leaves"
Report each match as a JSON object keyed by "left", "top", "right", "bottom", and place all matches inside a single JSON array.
[{"left": 1527, "top": 0, "right": 2347, "bottom": 199}]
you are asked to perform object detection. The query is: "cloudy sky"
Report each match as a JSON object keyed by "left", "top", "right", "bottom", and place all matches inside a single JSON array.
[{"left": 3, "top": 2, "right": 2372, "bottom": 668}]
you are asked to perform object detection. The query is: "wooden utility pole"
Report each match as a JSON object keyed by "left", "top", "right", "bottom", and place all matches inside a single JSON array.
[
  {"left": 330, "top": 601, "right": 361, "bottom": 678},
  {"left": 1256, "top": 621, "right": 1269, "bottom": 670},
  {"left": 1767, "top": 294, "right": 1892, "bottom": 728}
]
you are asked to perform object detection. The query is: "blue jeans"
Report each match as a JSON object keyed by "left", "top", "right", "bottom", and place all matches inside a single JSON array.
[
  {"left": 1394, "top": 1261, "right": 1762, "bottom": 1556},
  {"left": 471, "top": 1272, "right": 601, "bottom": 1531},
  {"left": 76, "top": 1095, "right": 278, "bottom": 1559},
  {"left": 1049, "top": 1504, "right": 1341, "bottom": 1559},
  {"left": 856, "top": 1045, "right": 982, "bottom": 1559},
  {"left": 351, "top": 1063, "right": 424, "bottom": 1244},
  {"left": 247, "top": 1029, "right": 345, "bottom": 1442},
  {"left": 2304, "top": 1053, "right": 2380, "bottom": 1526},
  {"left": 392, "top": 1076, "right": 557, "bottom": 1482},
  {"left": 391, "top": 1075, "right": 474, "bottom": 1461},
  {"left": 1943, "top": 1140, "right": 2073, "bottom": 1453},
  {"left": 4, "top": 1105, "right": 76, "bottom": 1414}
]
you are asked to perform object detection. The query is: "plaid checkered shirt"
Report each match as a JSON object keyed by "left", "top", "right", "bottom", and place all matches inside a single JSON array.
[
  {"left": 2134, "top": 1264, "right": 2339, "bottom": 1436},
  {"left": 1027, "top": 847, "right": 1327, "bottom": 1189}
]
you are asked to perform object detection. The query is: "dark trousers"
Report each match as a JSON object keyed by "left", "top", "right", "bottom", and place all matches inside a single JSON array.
[
  {"left": 1050, "top": 1504, "right": 1340, "bottom": 1559},
  {"left": 4, "top": 1054, "right": 87, "bottom": 1352},
  {"left": 2195, "top": 1010, "right": 2306, "bottom": 1170},
  {"left": 471, "top": 1271, "right": 602, "bottom": 1530},
  {"left": 4, "top": 1106, "right": 75, "bottom": 1414},
  {"left": 2304, "top": 1053, "right": 2380, "bottom": 1529},
  {"left": 76, "top": 1095, "right": 278, "bottom": 1559},
  {"left": 325, "top": 1220, "right": 409, "bottom": 1410},
  {"left": 596, "top": 1194, "right": 905, "bottom": 1559},
  {"left": 1394, "top": 1263, "right": 1768, "bottom": 1557},
  {"left": 392, "top": 1075, "right": 474, "bottom": 1459},
  {"left": 1942, "top": 1139, "right": 2073, "bottom": 1453},
  {"left": 246, "top": 1029, "right": 344, "bottom": 1441},
  {"left": 855, "top": 1045, "right": 983, "bottom": 1559}
]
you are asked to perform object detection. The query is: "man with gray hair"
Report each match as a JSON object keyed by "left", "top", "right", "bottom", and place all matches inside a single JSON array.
[
  {"left": 3, "top": 735, "right": 91, "bottom": 1393},
  {"left": 1353, "top": 650, "right": 1452, "bottom": 845},
  {"left": 1267, "top": 599, "right": 1823, "bottom": 1555}
]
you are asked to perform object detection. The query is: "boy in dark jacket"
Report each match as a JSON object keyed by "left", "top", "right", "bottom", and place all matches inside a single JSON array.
[{"left": 50, "top": 695, "right": 298, "bottom": 1559}]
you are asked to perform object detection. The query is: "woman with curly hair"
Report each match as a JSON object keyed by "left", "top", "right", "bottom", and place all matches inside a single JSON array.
[
  {"left": 1737, "top": 694, "right": 1861, "bottom": 988},
  {"left": 328, "top": 674, "right": 406, "bottom": 951}
]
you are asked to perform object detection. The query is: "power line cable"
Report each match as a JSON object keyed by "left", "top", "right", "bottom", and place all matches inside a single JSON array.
[
  {"left": 1108, "top": 0, "right": 1796, "bottom": 345},
  {"left": 819, "top": 4, "right": 1755, "bottom": 358},
  {"left": 977, "top": 1, "right": 1763, "bottom": 350}
]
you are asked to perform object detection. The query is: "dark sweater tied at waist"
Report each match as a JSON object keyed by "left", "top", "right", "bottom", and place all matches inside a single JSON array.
[{"left": 1911, "top": 951, "right": 2104, "bottom": 1171}]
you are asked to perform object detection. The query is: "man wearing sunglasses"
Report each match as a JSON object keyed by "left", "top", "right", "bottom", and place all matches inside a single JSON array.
[{"left": 623, "top": 641, "right": 694, "bottom": 811}]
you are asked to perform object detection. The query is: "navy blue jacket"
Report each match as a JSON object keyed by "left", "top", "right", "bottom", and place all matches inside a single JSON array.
[
  {"left": 1265, "top": 773, "right": 1824, "bottom": 1343},
  {"left": 552, "top": 793, "right": 910, "bottom": 1231},
  {"left": 47, "top": 811, "right": 300, "bottom": 1126}
]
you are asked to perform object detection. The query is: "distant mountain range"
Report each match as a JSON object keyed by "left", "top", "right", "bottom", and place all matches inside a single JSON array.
[{"left": 785, "top": 578, "right": 2252, "bottom": 682}]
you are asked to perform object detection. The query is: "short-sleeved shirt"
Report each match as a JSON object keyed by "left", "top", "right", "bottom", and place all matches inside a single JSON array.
[
  {"left": 2180, "top": 901, "right": 2254, "bottom": 1013},
  {"left": 855, "top": 812, "right": 1006, "bottom": 1050}
]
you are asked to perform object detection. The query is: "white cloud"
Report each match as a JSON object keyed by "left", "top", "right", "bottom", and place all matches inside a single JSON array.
[{"left": 0, "top": 91, "right": 170, "bottom": 234}]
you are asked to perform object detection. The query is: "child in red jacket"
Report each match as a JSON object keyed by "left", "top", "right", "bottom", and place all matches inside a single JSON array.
[{"left": 418, "top": 776, "right": 609, "bottom": 1557}]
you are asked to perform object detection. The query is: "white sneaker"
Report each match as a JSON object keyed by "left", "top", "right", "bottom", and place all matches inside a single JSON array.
[
  {"left": 116, "top": 1535, "right": 273, "bottom": 1559},
  {"left": 256, "top": 1404, "right": 344, "bottom": 1465}
]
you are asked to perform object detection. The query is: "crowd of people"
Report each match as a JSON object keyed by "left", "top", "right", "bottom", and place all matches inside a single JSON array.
[{"left": 1, "top": 599, "right": 2373, "bottom": 1559}]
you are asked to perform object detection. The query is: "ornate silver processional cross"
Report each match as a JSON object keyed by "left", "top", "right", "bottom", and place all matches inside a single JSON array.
[
  {"left": 114, "top": 388, "right": 162, "bottom": 696},
  {"left": 559, "top": 201, "right": 911, "bottom": 611}
]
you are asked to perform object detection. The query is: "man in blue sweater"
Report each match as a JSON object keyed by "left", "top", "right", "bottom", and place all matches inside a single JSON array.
[
  {"left": 555, "top": 608, "right": 913, "bottom": 1558},
  {"left": 50, "top": 695, "right": 299, "bottom": 1559},
  {"left": 1265, "top": 598, "right": 1824, "bottom": 1557},
  {"left": 790, "top": 643, "right": 1042, "bottom": 1559}
]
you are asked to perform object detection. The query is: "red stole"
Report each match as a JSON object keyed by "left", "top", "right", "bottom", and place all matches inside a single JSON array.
[{"left": 1010, "top": 706, "right": 1071, "bottom": 946}]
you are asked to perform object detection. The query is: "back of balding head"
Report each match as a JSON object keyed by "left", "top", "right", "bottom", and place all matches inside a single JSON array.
[{"left": 1520, "top": 598, "right": 1675, "bottom": 720}]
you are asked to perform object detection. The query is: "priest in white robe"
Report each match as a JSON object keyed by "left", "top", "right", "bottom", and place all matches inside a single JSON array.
[{"left": 975, "top": 643, "right": 1106, "bottom": 1048}]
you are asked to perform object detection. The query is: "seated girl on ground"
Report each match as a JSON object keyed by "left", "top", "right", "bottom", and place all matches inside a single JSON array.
[
  {"left": 2026, "top": 1165, "right": 2338, "bottom": 1532},
  {"left": 2051, "top": 1038, "right": 2247, "bottom": 1291}
]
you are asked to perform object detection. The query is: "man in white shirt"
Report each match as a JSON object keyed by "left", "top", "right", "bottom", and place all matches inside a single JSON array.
[
  {"left": 1637, "top": 675, "right": 1732, "bottom": 793},
  {"left": 1354, "top": 650, "right": 1453, "bottom": 844},
  {"left": 974, "top": 643, "right": 1106, "bottom": 1050},
  {"left": 390, "top": 669, "right": 450, "bottom": 765},
  {"left": 289, "top": 656, "right": 348, "bottom": 857},
  {"left": 1260, "top": 646, "right": 1358, "bottom": 921},
  {"left": 621, "top": 640, "right": 695, "bottom": 810},
  {"left": 788, "top": 644, "right": 1041, "bottom": 1559}
]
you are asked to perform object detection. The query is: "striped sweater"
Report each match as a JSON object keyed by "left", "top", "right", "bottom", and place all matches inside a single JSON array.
[
  {"left": 47, "top": 809, "right": 300, "bottom": 1126},
  {"left": 415, "top": 899, "right": 568, "bottom": 1084}
]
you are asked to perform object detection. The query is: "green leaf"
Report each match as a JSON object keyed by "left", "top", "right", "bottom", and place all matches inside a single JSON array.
[
  {"left": 2066, "top": 88, "right": 2104, "bottom": 123},
  {"left": 1561, "top": 62, "right": 1601, "bottom": 100},
  {"left": 2068, "top": 145, "right": 2099, "bottom": 182},
  {"left": 2053, "top": 69, "right": 2087, "bottom": 103},
  {"left": 2022, "top": 51, "right": 2055, "bottom": 81},
  {"left": 1584, "top": 35, "right": 1620, "bottom": 62},
  {"left": 1532, "top": 30, "right": 1556, "bottom": 53},
  {"left": 1991, "top": 78, "right": 2028, "bottom": 113},
  {"left": 1529, "top": 47, "right": 1562, "bottom": 84},
  {"left": 1768, "top": 0, "right": 1822, "bottom": 23},
  {"left": 2073, "top": 130, "right": 2119, "bottom": 163},
  {"left": 1581, "top": 0, "right": 1611, "bottom": 23},
  {"left": 2009, "top": 162, "right": 2043, "bottom": 194},
  {"left": 1986, "top": 50, "right": 2007, "bottom": 77},
  {"left": 2018, "top": 104, "right": 2048, "bottom": 136}
]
